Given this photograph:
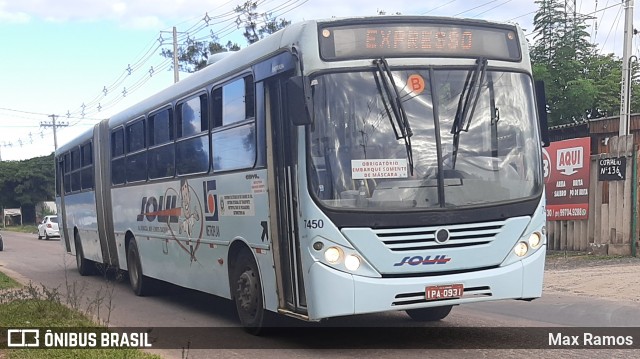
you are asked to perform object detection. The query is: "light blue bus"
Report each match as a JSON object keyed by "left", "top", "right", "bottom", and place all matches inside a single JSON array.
[{"left": 56, "top": 15, "right": 549, "bottom": 333}]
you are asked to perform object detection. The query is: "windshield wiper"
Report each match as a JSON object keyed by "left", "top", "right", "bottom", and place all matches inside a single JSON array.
[
  {"left": 450, "top": 57, "right": 488, "bottom": 168},
  {"left": 373, "top": 58, "right": 414, "bottom": 176}
]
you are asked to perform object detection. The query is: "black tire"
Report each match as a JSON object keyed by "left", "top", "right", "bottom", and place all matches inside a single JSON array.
[
  {"left": 127, "top": 239, "right": 152, "bottom": 296},
  {"left": 37, "top": 232, "right": 42, "bottom": 240},
  {"left": 0, "top": 237, "right": 3, "bottom": 251},
  {"left": 406, "top": 305, "right": 453, "bottom": 322},
  {"left": 232, "top": 251, "right": 268, "bottom": 335},
  {"left": 75, "top": 233, "right": 93, "bottom": 276},
  {"left": 45, "top": 233, "right": 50, "bottom": 241}
]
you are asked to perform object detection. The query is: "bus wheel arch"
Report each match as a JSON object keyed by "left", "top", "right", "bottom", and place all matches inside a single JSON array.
[
  {"left": 74, "top": 228, "right": 93, "bottom": 276},
  {"left": 228, "top": 241, "right": 268, "bottom": 334}
]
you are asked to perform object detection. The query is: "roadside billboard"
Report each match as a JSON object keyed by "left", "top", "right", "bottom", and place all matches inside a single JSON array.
[{"left": 542, "top": 137, "right": 591, "bottom": 221}]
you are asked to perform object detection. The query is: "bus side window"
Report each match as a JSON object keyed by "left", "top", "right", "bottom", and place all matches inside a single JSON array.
[
  {"left": 176, "top": 93, "right": 210, "bottom": 175},
  {"left": 80, "top": 142, "right": 94, "bottom": 190},
  {"left": 212, "top": 75, "right": 256, "bottom": 172},
  {"left": 148, "top": 108, "right": 175, "bottom": 179},
  {"left": 111, "top": 128, "right": 125, "bottom": 185},
  {"left": 125, "top": 119, "right": 147, "bottom": 183},
  {"left": 70, "top": 147, "right": 81, "bottom": 192},
  {"left": 63, "top": 152, "right": 71, "bottom": 194}
]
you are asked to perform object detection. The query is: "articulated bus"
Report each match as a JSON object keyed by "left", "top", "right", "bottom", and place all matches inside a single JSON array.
[{"left": 56, "top": 16, "right": 549, "bottom": 332}]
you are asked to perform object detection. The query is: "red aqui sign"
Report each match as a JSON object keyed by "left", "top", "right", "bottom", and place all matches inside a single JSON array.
[{"left": 543, "top": 137, "right": 591, "bottom": 220}]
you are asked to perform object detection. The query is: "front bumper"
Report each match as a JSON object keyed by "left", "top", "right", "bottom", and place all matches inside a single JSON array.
[{"left": 305, "top": 246, "right": 545, "bottom": 320}]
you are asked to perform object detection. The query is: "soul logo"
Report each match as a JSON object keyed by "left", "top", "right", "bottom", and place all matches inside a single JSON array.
[{"left": 393, "top": 255, "right": 451, "bottom": 266}]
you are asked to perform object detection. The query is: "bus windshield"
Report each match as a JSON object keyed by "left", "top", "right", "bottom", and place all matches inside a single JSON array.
[{"left": 308, "top": 68, "right": 542, "bottom": 210}]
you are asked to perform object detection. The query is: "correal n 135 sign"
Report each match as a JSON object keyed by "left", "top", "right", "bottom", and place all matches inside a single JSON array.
[{"left": 542, "top": 137, "right": 591, "bottom": 221}]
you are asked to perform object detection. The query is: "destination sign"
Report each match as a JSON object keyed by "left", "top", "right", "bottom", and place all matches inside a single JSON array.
[{"left": 319, "top": 22, "right": 521, "bottom": 61}]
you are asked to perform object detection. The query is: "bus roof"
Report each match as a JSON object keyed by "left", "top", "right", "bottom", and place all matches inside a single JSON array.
[{"left": 56, "top": 15, "right": 522, "bottom": 156}]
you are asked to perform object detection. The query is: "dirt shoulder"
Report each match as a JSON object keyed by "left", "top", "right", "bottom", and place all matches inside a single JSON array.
[{"left": 544, "top": 251, "right": 640, "bottom": 302}]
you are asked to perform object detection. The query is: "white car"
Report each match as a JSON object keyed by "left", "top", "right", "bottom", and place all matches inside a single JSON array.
[{"left": 38, "top": 215, "right": 60, "bottom": 240}]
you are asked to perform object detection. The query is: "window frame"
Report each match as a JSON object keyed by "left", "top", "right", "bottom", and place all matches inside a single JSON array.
[
  {"left": 175, "top": 91, "right": 211, "bottom": 176},
  {"left": 110, "top": 126, "right": 126, "bottom": 186},
  {"left": 125, "top": 117, "right": 148, "bottom": 183},
  {"left": 211, "top": 74, "right": 257, "bottom": 173},
  {"left": 147, "top": 106, "right": 176, "bottom": 180}
]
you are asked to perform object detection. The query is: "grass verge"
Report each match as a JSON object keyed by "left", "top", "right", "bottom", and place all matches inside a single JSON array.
[
  {"left": 0, "top": 271, "right": 20, "bottom": 290},
  {"left": 0, "top": 274, "right": 161, "bottom": 359},
  {"left": 1, "top": 225, "right": 38, "bottom": 235}
]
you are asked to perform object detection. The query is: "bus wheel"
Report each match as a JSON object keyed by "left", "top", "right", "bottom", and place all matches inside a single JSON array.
[
  {"left": 232, "top": 251, "right": 267, "bottom": 334},
  {"left": 405, "top": 305, "right": 453, "bottom": 321},
  {"left": 75, "top": 233, "right": 93, "bottom": 276},
  {"left": 127, "top": 239, "right": 151, "bottom": 296}
]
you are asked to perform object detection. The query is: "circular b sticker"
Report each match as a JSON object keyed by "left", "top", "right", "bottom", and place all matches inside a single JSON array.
[{"left": 407, "top": 74, "right": 425, "bottom": 95}]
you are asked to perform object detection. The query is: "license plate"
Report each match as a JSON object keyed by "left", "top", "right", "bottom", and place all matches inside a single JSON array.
[{"left": 425, "top": 284, "right": 464, "bottom": 300}]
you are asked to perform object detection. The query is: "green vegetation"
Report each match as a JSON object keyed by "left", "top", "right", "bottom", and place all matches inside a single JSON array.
[
  {"left": 0, "top": 275, "right": 161, "bottom": 359},
  {"left": 0, "top": 271, "right": 20, "bottom": 290},
  {"left": 0, "top": 153, "right": 55, "bottom": 224},
  {"left": 2, "top": 225, "right": 38, "bottom": 234},
  {"left": 531, "top": 0, "right": 640, "bottom": 126}
]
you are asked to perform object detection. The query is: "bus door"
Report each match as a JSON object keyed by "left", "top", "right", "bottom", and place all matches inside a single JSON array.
[
  {"left": 56, "top": 156, "right": 71, "bottom": 252},
  {"left": 264, "top": 76, "right": 307, "bottom": 315}
]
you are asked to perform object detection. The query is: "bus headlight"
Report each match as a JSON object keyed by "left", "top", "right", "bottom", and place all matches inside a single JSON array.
[
  {"left": 514, "top": 242, "right": 528, "bottom": 257},
  {"left": 528, "top": 232, "right": 542, "bottom": 249},
  {"left": 324, "top": 247, "right": 342, "bottom": 263},
  {"left": 344, "top": 254, "right": 361, "bottom": 271}
]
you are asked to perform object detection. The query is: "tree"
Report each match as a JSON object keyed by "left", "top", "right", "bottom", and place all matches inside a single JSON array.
[
  {"left": 531, "top": 0, "right": 627, "bottom": 126},
  {"left": 234, "top": 1, "right": 291, "bottom": 44},
  {"left": 584, "top": 53, "right": 623, "bottom": 118},
  {"left": 160, "top": 36, "right": 239, "bottom": 73},
  {"left": 0, "top": 153, "right": 55, "bottom": 224},
  {"left": 161, "top": 1, "right": 290, "bottom": 73}
]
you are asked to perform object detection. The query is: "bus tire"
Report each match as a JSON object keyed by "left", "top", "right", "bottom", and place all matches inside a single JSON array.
[
  {"left": 405, "top": 305, "right": 453, "bottom": 321},
  {"left": 232, "top": 250, "right": 267, "bottom": 335},
  {"left": 127, "top": 239, "right": 151, "bottom": 296},
  {"left": 75, "top": 233, "right": 93, "bottom": 276}
]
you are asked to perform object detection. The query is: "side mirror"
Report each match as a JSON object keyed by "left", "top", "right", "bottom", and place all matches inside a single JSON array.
[
  {"left": 286, "top": 76, "right": 313, "bottom": 126},
  {"left": 534, "top": 80, "right": 550, "bottom": 147}
]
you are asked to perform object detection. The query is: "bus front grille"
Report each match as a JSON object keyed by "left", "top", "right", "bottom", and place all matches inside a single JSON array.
[{"left": 373, "top": 221, "right": 505, "bottom": 252}]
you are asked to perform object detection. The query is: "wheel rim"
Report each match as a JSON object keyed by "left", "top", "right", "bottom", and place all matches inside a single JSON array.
[
  {"left": 128, "top": 250, "right": 139, "bottom": 288},
  {"left": 236, "top": 268, "right": 259, "bottom": 318},
  {"left": 75, "top": 243, "right": 82, "bottom": 268}
]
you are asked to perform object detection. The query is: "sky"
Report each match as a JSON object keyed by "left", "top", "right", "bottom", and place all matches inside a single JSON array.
[{"left": 0, "top": 0, "right": 637, "bottom": 161}]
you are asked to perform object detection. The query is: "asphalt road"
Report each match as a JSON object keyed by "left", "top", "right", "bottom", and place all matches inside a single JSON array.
[{"left": 1, "top": 230, "right": 638, "bottom": 358}]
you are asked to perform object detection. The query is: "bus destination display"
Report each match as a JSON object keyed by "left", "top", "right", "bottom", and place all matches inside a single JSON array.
[{"left": 319, "top": 23, "right": 521, "bottom": 61}]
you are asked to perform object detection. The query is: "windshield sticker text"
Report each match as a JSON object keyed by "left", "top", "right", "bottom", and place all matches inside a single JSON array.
[{"left": 351, "top": 159, "right": 408, "bottom": 179}]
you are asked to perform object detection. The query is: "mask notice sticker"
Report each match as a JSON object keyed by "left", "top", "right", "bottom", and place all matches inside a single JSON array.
[{"left": 351, "top": 159, "right": 408, "bottom": 179}]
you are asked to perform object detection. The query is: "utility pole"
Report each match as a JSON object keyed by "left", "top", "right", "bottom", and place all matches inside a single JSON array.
[
  {"left": 620, "top": 0, "right": 635, "bottom": 136},
  {"left": 40, "top": 115, "right": 69, "bottom": 150},
  {"left": 173, "top": 26, "right": 179, "bottom": 83}
]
